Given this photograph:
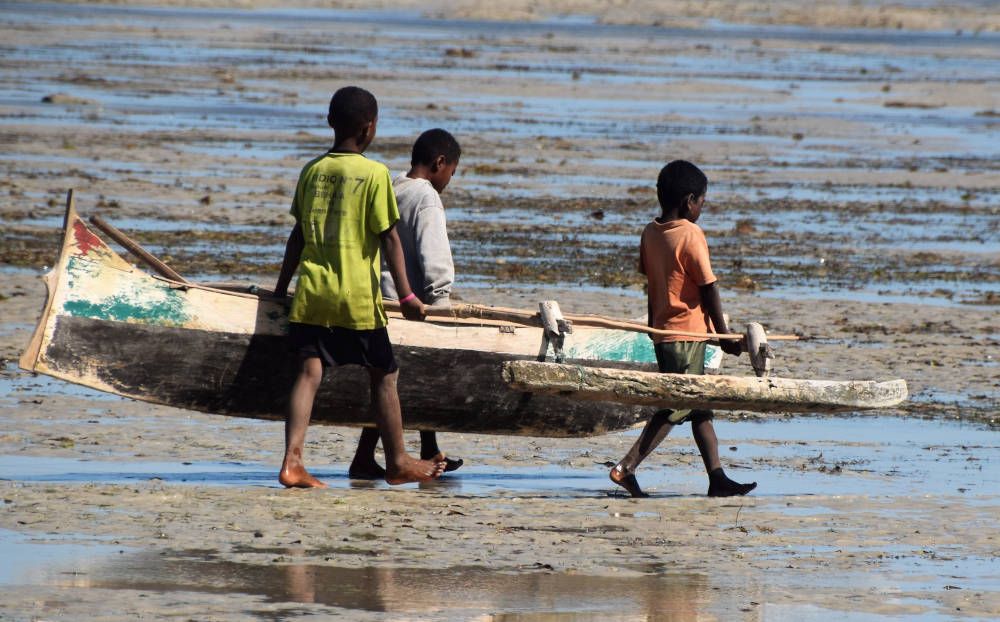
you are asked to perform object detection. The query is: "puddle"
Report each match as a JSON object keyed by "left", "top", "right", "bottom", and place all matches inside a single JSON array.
[
  {"left": 0, "top": 543, "right": 715, "bottom": 618},
  {"left": 1, "top": 363, "right": 124, "bottom": 405},
  {"left": 0, "top": 529, "right": 131, "bottom": 587},
  {"left": 0, "top": 536, "right": 988, "bottom": 619},
  {"left": 0, "top": 455, "right": 666, "bottom": 496},
  {"left": 755, "top": 284, "right": 995, "bottom": 308},
  {"left": 13, "top": 215, "right": 276, "bottom": 234},
  {"left": 0, "top": 455, "right": 274, "bottom": 487},
  {"left": 0, "top": 322, "right": 34, "bottom": 338},
  {"left": 760, "top": 603, "right": 968, "bottom": 622}
]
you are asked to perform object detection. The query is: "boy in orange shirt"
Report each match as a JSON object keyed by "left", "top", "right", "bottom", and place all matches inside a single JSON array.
[{"left": 610, "top": 160, "right": 757, "bottom": 498}]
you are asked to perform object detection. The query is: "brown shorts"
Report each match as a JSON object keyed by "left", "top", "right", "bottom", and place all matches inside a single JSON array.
[
  {"left": 288, "top": 322, "right": 398, "bottom": 373},
  {"left": 654, "top": 340, "right": 714, "bottom": 425}
]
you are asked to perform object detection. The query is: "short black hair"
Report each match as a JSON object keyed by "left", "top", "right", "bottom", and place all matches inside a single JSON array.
[
  {"left": 411, "top": 128, "right": 461, "bottom": 167},
  {"left": 327, "top": 86, "right": 378, "bottom": 136},
  {"left": 656, "top": 160, "right": 708, "bottom": 212}
]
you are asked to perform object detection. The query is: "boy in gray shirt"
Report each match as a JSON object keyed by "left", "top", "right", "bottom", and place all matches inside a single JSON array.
[{"left": 349, "top": 129, "right": 463, "bottom": 478}]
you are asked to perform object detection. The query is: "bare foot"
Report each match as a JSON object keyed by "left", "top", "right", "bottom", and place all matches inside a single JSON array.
[
  {"left": 385, "top": 455, "right": 446, "bottom": 485},
  {"left": 610, "top": 464, "right": 649, "bottom": 498},
  {"left": 348, "top": 460, "right": 386, "bottom": 480},
  {"left": 279, "top": 462, "right": 328, "bottom": 489}
]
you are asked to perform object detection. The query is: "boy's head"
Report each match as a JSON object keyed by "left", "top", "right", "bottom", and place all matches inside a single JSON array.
[
  {"left": 411, "top": 128, "right": 461, "bottom": 193},
  {"left": 327, "top": 86, "right": 378, "bottom": 149},
  {"left": 656, "top": 160, "right": 708, "bottom": 222}
]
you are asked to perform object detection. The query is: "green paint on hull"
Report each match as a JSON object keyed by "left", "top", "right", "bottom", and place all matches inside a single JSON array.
[
  {"left": 62, "top": 296, "right": 190, "bottom": 325},
  {"left": 63, "top": 256, "right": 191, "bottom": 326},
  {"left": 567, "top": 332, "right": 656, "bottom": 364}
]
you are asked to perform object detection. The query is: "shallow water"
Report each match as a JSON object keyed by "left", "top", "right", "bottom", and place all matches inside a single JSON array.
[
  {"left": 2, "top": 2, "right": 998, "bottom": 306},
  {"left": 0, "top": 543, "right": 979, "bottom": 621},
  {"left": 2, "top": 417, "right": 995, "bottom": 499},
  {"left": 0, "top": 543, "right": 712, "bottom": 619},
  {"left": 1, "top": 5, "right": 997, "bottom": 620}
]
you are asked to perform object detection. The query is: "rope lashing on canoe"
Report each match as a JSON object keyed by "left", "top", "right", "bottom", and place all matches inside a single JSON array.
[{"left": 575, "top": 364, "right": 586, "bottom": 391}]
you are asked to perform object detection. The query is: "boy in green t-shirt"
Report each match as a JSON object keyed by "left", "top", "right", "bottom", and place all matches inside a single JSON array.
[{"left": 273, "top": 86, "right": 446, "bottom": 488}]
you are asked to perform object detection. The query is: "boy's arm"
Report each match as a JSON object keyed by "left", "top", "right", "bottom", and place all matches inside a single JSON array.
[
  {"left": 700, "top": 281, "right": 742, "bottom": 356},
  {"left": 380, "top": 225, "right": 426, "bottom": 321},
  {"left": 273, "top": 223, "right": 303, "bottom": 297},
  {"left": 414, "top": 199, "right": 454, "bottom": 305}
]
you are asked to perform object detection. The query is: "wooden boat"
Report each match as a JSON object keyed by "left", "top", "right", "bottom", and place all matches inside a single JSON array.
[{"left": 19, "top": 196, "right": 907, "bottom": 437}]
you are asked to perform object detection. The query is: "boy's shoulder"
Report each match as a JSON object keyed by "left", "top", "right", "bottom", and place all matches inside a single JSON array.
[
  {"left": 641, "top": 219, "right": 708, "bottom": 252},
  {"left": 301, "top": 152, "right": 390, "bottom": 177},
  {"left": 298, "top": 152, "right": 328, "bottom": 174},
  {"left": 392, "top": 173, "right": 434, "bottom": 190},
  {"left": 643, "top": 218, "right": 704, "bottom": 235},
  {"left": 393, "top": 174, "right": 441, "bottom": 203}
]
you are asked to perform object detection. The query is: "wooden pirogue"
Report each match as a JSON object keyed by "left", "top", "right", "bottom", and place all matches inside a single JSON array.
[{"left": 19, "top": 194, "right": 907, "bottom": 437}]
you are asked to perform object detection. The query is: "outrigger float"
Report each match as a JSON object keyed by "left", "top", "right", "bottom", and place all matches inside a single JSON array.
[{"left": 19, "top": 192, "right": 907, "bottom": 437}]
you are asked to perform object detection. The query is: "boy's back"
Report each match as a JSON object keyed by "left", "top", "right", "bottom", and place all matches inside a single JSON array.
[
  {"left": 351, "top": 127, "right": 463, "bottom": 481},
  {"left": 640, "top": 217, "right": 716, "bottom": 342},
  {"left": 290, "top": 152, "right": 398, "bottom": 330},
  {"left": 380, "top": 173, "right": 454, "bottom": 305}
]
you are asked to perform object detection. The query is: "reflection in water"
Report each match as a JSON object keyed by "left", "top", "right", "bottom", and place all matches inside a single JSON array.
[{"left": 49, "top": 548, "right": 710, "bottom": 619}]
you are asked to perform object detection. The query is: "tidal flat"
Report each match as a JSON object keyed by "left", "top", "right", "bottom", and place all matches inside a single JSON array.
[{"left": 0, "top": 1, "right": 998, "bottom": 620}]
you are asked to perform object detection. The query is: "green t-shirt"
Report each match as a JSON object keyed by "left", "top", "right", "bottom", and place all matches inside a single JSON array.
[{"left": 288, "top": 152, "right": 399, "bottom": 329}]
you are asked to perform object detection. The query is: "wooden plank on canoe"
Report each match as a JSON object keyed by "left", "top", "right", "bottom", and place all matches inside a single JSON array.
[
  {"left": 501, "top": 360, "right": 908, "bottom": 414},
  {"left": 384, "top": 300, "right": 803, "bottom": 341}
]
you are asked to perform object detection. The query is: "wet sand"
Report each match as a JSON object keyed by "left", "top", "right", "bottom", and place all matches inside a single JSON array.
[
  {"left": 1, "top": 1, "right": 998, "bottom": 620},
  {"left": 2, "top": 268, "right": 998, "bottom": 619}
]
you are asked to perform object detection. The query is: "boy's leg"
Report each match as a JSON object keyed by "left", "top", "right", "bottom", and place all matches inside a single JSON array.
[
  {"left": 348, "top": 426, "right": 385, "bottom": 479},
  {"left": 691, "top": 414, "right": 756, "bottom": 497},
  {"left": 691, "top": 413, "right": 722, "bottom": 473},
  {"left": 610, "top": 341, "right": 699, "bottom": 498},
  {"left": 418, "top": 430, "right": 440, "bottom": 458},
  {"left": 419, "top": 431, "right": 464, "bottom": 472},
  {"left": 349, "top": 379, "right": 387, "bottom": 479},
  {"left": 279, "top": 356, "right": 327, "bottom": 488},
  {"left": 369, "top": 368, "right": 445, "bottom": 484},
  {"left": 610, "top": 409, "right": 674, "bottom": 498}
]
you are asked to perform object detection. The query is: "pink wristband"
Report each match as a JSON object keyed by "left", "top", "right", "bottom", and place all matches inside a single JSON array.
[{"left": 398, "top": 292, "right": 417, "bottom": 304}]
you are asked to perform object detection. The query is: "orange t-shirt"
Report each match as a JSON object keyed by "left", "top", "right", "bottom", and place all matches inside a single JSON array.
[{"left": 639, "top": 218, "right": 717, "bottom": 343}]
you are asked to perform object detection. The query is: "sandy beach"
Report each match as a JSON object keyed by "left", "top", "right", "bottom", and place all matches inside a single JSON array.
[{"left": 1, "top": 1, "right": 998, "bottom": 619}]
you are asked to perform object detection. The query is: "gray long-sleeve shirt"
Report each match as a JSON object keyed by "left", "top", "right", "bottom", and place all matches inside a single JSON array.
[{"left": 380, "top": 174, "right": 454, "bottom": 306}]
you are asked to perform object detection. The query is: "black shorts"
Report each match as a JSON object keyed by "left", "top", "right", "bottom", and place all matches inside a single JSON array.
[{"left": 288, "top": 322, "right": 398, "bottom": 373}]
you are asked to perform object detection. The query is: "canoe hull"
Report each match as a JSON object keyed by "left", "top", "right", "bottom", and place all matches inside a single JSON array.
[
  {"left": 20, "top": 196, "right": 907, "bottom": 436},
  {"left": 38, "top": 314, "right": 650, "bottom": 436},
  {"left": 18, "top": 203, "right": 653, "bottom": 436}
]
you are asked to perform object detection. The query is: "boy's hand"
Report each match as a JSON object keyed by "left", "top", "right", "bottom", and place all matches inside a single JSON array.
[
  {"left": 720, "top": 337, "right": 743, "bottom": 356},
  {"left": 400, "top": 297, "right": 426, "bottom": 321}
]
